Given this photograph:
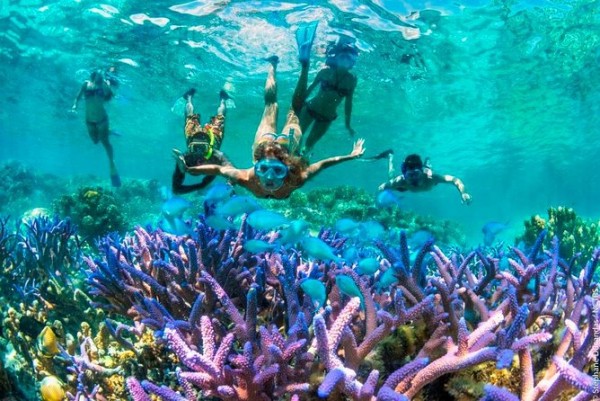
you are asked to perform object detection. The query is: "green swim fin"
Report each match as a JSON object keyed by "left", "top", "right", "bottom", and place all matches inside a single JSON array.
[{"left": 295, "top": 21, "right": 318, "bottom": 63}]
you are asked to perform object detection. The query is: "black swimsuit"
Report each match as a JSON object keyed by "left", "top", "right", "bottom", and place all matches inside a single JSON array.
[
  {"left": 84, "top": 87, "right": 105, "bottom": 98},
  {"left": 320, "top": 79, "right": 351, "bottom": 97}
]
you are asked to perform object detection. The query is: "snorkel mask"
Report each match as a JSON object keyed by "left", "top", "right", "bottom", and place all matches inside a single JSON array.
[
  {"left": 401, "top": 154, "right": 424, "bottom": 186},
  {"left": 255, "top": 158, "right": 288, "bottom": 191},
  {"left": 326, "top": 42, "right": 358, "bottom": 69},
  {"left": 404, "top": 168, "right": 423, "bottom": 186}
]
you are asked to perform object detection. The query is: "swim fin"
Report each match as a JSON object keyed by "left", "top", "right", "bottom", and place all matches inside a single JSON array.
[
  {"left": 110, "top": 165, "right": 121, "bottom": 187},
  {"left": 111, "top": 173, "right": 121, "bottom": 187},
  {"left": 361, "top": 149, "right": 394, "bottom": 161},
  {"left": 295, "top": 21, "right": 318, "bottom": 64}
]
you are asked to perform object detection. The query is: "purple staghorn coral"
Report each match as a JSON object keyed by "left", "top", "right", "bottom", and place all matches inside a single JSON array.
[{"left": 85, "top": 219, "right": 600, "bottom": 400}]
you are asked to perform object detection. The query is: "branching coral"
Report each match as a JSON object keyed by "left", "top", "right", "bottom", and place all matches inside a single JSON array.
[
  {"left": 79, "top": 216, "right": 600, "bottom": 401},
  {"left": 3, "top": 205, "right": 597, "bottom": 401}
]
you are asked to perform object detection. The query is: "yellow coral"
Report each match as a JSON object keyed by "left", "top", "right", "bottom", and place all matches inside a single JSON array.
[
  {"left": 39, "top": 375, "right": 65, "bottom": 401},
  {"left": 83, "top": 190, "right": 99, "bottom": 199}
]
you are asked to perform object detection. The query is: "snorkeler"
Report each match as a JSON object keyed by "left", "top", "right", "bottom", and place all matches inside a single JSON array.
[
  {"left": 176, "top": 45, "right": 365, "bottom": 200},
  {"left": 171, "top": 88, "right": 233, "bottom": 194},
  {"left": 292, "top": 26, "right": 358, "bottom": 156},
  {"left": 378, "top": 152, "right": 472, "bottom": 204},
  {"left": 72, "top": 69, "right": 121, "bottom": 187}
]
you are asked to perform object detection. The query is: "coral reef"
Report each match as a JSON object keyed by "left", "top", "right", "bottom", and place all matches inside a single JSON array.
[
  {"left": 83, "top": 218, "right": 599, "bottom": 400},
  {"left": 53, "top": 186, "right": 127, "bottom": 240},
  {"left": 518, "top": 206, "right": 599, "bottom": 262},
  {"left": 1, "top": 201, "right": 599, "bottom": 401},
  {"left": 0, "top": 161, "right": 67, "bottom": 219}
]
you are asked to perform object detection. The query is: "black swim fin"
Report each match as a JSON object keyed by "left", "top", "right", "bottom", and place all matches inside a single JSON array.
[
  {"left": 182, "top": 88, "right": 196, "bottom": 99},
  {"left": 361, "top": 149, "right": 394, "bottom": 161}
]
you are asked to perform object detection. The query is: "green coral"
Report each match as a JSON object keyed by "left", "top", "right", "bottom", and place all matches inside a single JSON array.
[
  {"left": 517, "top": 206, "right": 599, "bottom": 262},
  {"left": 445, "top": 361, "right": 519, "bottom": 401},
  {"left": 376, "top": 322, "right": 430, "bottom": 378},
  {"left": 54, "top": 186, "right": 127, "bottom": 240}
]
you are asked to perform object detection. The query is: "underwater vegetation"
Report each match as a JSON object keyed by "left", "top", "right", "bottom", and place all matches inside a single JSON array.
[
  {"left": 0, "top": 161, "right": 67, "bottom": 219},
  {"left": 52, "top": 180, "right": 166, "bottom": 242},
  {"left": 1, "top": 206, "right": 597, "bottom": 401},
  {"left": 518, "top": 206, "right": 599, "bottom": 264},
  {"left": 54, "top": 187, "right": 127, "bottom": 241}
]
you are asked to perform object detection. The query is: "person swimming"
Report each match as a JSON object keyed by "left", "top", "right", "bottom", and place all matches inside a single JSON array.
[
  {"left": 171, "top": 88, "right": 233, "bottom": 194},
  {"left": 378, "top": 152, "right": 472, "bottom": 204},
  {"left": 176, "top": 34, "right": 365, "bottom": 200},
  {"left": 72, "top": 69, "right": 121, "bottom": 187},
  {"left": 292, "top": 32, "right": 359, "bottom": 156}
]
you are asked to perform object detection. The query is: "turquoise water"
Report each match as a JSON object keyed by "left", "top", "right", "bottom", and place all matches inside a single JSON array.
[
  {"left": 1, "top": 0, "right": 599, "bottom": 244},
  {"left": 1, "top": 1, "right": 600, "bottom": 400}
]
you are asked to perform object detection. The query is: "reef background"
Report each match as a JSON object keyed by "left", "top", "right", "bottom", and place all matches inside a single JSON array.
[{"left": 0, "top": 0, "right": 599, "bottom": 245}]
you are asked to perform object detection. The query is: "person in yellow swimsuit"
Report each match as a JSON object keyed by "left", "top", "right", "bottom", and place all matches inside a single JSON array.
[
  {"left": 172, "top": 88, "right": 232, "bottom": 194},
  {"left": 176, "top": 42, "right": 365, "bottom": 199}
]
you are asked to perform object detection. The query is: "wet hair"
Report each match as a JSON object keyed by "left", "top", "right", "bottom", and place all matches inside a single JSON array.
[
  {"left": 401, "top": 154, "right": 423, "bottom": 174},
  {"left": 253, "top": 142, "right": 308, "bottom": 187}
]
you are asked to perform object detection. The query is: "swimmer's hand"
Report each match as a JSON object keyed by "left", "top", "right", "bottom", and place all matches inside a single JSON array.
[
  {"left": 351, "top": 138, "right": 365, "bottom": 158},
  {"left": 172, "top": 148, "right": 188, "bottom": 172},
  {"left": 461, "top": 192, "right": 472, "bottom": 205},
  {"left": 69, "top": 105, "right": 78, "bottom": 114}
]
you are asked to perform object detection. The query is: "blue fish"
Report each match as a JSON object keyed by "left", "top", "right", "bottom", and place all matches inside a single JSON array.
[
  {"left": 409, "top": 229, "right": 435, "bottom": 250},
  {"left": 376, "top": 268, "right": 398, "bottom": 290},
  {"left": 356, "top": 257, "right": 380, "bottom": 275},
  {"left": 359, "top": 221, "right": 385, "bottom": 240},
  {"left": 376, "top": 190, "right": 403, "bottom": 208},
  {"left": 300, "top": 278, "right": 326, "bottom": 309},
  {"left": 343, "top": 246, "right": 360, "bottom": 264},
  {"left": 216, "top": 196, "right": 261, "bottom": 217},
  {"left": 335, "top": 218, "right": 360, "bottom": 235},
  {"left": 247, "top": 210, "right": 289, "bottom": 231},
  {"left": 301, "top": 237, "right": 341, "bottom": 262},
  {"left": 162, "top": 215, "right": 191, "bottom": 236},
  {"left": 278, "top": 220, "right": 309, "bottom": 245},
  {"left": 335, "top": 275, "right": 364, "bottom": 307},
  {"left": 160, "top": 195, "right": 193, "bottom": 236},
  {"left": 482, "top": 221, "right": 508, "bottom": 246},
  {"left": 205, "top": 182, "right": 235, "bottom": 203},
  {"left": 162, "top": 196, "right": 192, "bottom": 218},
  {"left": 205, "top": 215, "right": 237, "bottom": 231},
  {"left": 243, "top": 239, "right": 276, "bottom": 253}
]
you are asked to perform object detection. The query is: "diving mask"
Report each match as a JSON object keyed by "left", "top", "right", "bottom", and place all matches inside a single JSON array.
[
  {"left": 404, "top": 168, "right": 423, "bottom": 185},
  {"left": 255, "top": 158, "right": 288, "bottom": 190}
]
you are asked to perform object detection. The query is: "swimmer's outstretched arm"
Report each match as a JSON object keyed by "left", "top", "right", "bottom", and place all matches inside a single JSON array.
[
  {"left": 305, "top": 138, "right": 365, "bottom": 179},
  {"left": 434, "top": 174, "right": 472, "bottom": 204}
]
